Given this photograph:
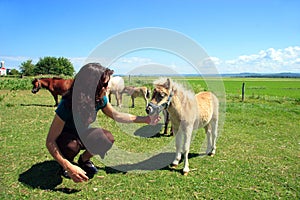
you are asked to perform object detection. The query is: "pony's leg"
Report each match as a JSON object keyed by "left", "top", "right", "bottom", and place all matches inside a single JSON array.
[
  {"left": 118, "top": 92, "right": 123, "bottom": 107},
  {"left": 182, "top": 125, "right": 193, "bottom": 175},
  {"left": 162, "top": 110, "right": 169, "bottom": 135},
  {"left": 115, "top": 92, "right": 120, "bottom": 107},
  {"left": 171, "top": 128, "right": 182, "bottom": 167},
  {"left": 131, "top": 96, "right": 135, "bottom": 108},
  {"left": 210, "top": 119, "right": 218, "bottom": 155},
  {"left": 108, "top": 93, "right": 112, "bottom": 103},
  {"left": 143, "top": 94, "right": 148, "bottom": 108},
  {"left": 205, "top": 124, "right": 214, "bottom": 156}
]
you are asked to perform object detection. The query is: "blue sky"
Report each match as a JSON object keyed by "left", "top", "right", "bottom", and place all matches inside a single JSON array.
[{"left": 1, "top": 0, "right": 299, "bottom": 74}]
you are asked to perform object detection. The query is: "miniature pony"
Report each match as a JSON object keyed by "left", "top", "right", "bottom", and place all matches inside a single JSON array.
[
  {"left": 146, "top": 78, "right": 219, "bottom": 175},
  {"left": 122, "top": 86, "right": 150, "bottom": 108}
]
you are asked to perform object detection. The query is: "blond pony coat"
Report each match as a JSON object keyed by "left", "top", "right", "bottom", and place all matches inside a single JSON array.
[
  {"left": 151, "top": 78, "right": 219, "bottom": 175},
  {"left": 122, "top": 86, "right": 150, "bottom": 108}
]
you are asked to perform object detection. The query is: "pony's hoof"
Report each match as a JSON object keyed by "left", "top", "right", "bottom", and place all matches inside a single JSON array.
[
  {"left": 170, "top": 164, "right": 178, "bottom": 169},
  {"left": 207, "top": 153, "right": 215, "bottom": 157},
  {"left": 183, "top": 171, "right": 189, "bottom": 176}
]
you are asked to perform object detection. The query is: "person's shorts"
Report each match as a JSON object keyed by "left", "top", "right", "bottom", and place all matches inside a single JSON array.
[{"left": 56, "top": 128, "right": 114, "bottom": 161}]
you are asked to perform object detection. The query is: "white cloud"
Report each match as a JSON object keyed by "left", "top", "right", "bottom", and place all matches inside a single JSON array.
[
  {"left": 214, "top": 46, "right": 300, "bottom": 73},
  {"left": 292, "top": 58, "right": 300, "bottom": 65},
  {"left": 72, "top": 47, "right": 300, "bottom": 74},
  {"left": 209, "top": 57, "right": 221, "bottom": 65},
  {"left": 2, "top": 46, "right": 299, "bottom": 74},
  {"left": 69, "top": 57, "right": 86, "bottom": 72},
  {"left": 118, "top": 57, "right": 152, "bottom": 64},
  {"left": 1, "top": 56, "right": 31, "bottom": 62}
]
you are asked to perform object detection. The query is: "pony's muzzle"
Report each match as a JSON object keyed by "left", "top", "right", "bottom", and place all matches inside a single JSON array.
[
  {"left": 146, "top": 102, "right": 164, "bottom": 116},
  {"left": 32, "top": 88, "right": 38, "bottom": 94},
  {"left": 145, "top": 104, "right": 154, "bottom": 115}
]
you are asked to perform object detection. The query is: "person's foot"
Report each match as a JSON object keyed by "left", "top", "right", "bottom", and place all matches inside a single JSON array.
[{"left": 78, "top": 155, "right": 98, "bottom": 179}]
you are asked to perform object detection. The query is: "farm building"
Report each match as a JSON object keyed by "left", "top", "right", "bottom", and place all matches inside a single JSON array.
[{"left": 0, "top": 61, "right": 7, "bottom": 76}]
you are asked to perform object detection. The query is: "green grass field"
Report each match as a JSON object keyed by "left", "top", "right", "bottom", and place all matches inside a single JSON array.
[{"left": 0, "top": 77, "right": 299, "bottom": 199}]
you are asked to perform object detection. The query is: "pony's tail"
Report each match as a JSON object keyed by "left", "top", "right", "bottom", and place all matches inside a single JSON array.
[{"left": 146, "top": 89, "right": 150, "bottom": 98}]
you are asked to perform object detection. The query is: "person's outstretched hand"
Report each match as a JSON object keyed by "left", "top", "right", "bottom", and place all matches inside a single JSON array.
[{"left": 147, "top": 115, "right": 161, "bottom": 125}]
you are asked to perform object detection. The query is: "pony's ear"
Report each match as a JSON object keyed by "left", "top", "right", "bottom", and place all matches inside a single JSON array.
[{"left": 165, "top": 78, "right": 171, "bottom": 89}]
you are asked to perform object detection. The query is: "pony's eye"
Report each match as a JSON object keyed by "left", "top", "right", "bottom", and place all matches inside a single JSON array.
[{"left": 159, "top": 93, "right": 165, "bottom": 98}]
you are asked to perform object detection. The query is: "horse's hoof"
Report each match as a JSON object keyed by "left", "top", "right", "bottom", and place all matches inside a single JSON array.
[
  {"left": 207, "top": 153, "right": 215, "bottom": 157},
  {"left": 183, "top": 172, "right": 189, "bottom": 176},
  {"left": 170, "top": 164, "right": 178, "bottom": 169}
]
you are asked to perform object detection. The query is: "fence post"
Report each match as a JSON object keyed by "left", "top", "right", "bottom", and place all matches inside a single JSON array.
[{"left": 242, "top": 82, "right": 245, "bottom": 102}]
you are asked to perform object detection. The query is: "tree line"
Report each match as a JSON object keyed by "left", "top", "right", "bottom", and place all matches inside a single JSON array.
[{"left": 15, "top": 56, "right": 75, "bottom": 76}]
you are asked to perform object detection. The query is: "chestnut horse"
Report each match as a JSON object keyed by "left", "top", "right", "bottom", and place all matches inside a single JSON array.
[
  {"left": 31, "top": 77, "right": 73, "bottom": 106},
  {"left": 146, "top": 78, "right": 219, "bottom": 175}
]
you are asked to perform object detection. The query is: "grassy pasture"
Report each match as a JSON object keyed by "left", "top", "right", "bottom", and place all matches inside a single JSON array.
[{"left": 0, "top": 77, "right": 299, "bottom": 199}]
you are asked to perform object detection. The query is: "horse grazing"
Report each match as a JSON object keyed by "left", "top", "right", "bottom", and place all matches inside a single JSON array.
[
  {"left": 107, "top": 76, "right": 125, "bottom": 107},
  {"left": 31, "top": 77, "right": 73, "bottom": 106},
  {"left": 146, "top": 78, "right": 219, "bottom": 175},
  {"left": 122, "top": 86, "right": 150, "bottom": 108}
]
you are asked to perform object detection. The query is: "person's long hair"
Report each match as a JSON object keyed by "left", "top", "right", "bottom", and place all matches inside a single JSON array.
[{"left": 63, "top": 63, "right": 114, "bottom": 126}]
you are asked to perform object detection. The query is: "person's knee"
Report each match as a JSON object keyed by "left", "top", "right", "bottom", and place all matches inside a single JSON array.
[
  {"left": 82, "top": 128, "right": 114, "bottom": 158},
  {"left": 102, "top": 129, "right": 115, "bottom": 144},
  {"left": 67, "top": 139, "right": 81, "bottom": 152},
  {"left": 56, "top": 133, "right": 81, "bottom": 161}
]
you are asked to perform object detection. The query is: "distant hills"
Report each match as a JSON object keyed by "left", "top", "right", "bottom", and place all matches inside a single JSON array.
[
  {"left": 117, "top": 72, "right": 300, "bottom": 78},
  {"left": 221, "top": 72, "right": 300, "bottom": 78},
  {"left": 178, "top": 72, "right": 300, "bottom": 78}
]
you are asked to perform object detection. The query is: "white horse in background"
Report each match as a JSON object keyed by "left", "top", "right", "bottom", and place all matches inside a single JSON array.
[
  {"left": 146, "top": 78, "right": 219, "bottom": 176},
  {"left": 107, "top": 76, "right": 125, "bottom": 107}
]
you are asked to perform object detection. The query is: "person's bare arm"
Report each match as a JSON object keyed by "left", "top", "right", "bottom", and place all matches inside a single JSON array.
[
  {"left": 102, "top": 102, "right": 160, "bottom": 124},
  {"left": 46, "top": 114, "right": 88, "bottom": 182}
]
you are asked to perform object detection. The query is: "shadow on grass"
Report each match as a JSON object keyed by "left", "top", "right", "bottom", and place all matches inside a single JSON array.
[
  {"left": 134, "top": 124, "right": 173, "bottom": 138},
  {"left": 103, "top": 152, "right": 205, "bottom": 175},
  {"left": 18, "top": 160, "right": 80, "bottom": 194},
  {"left": 20, "top": 103, "right": 55, "bottom": 107}
]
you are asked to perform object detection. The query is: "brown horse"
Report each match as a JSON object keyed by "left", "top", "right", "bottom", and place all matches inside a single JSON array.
[{"left": 31, "top": 77, "right": 73, "bottom": 106}]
